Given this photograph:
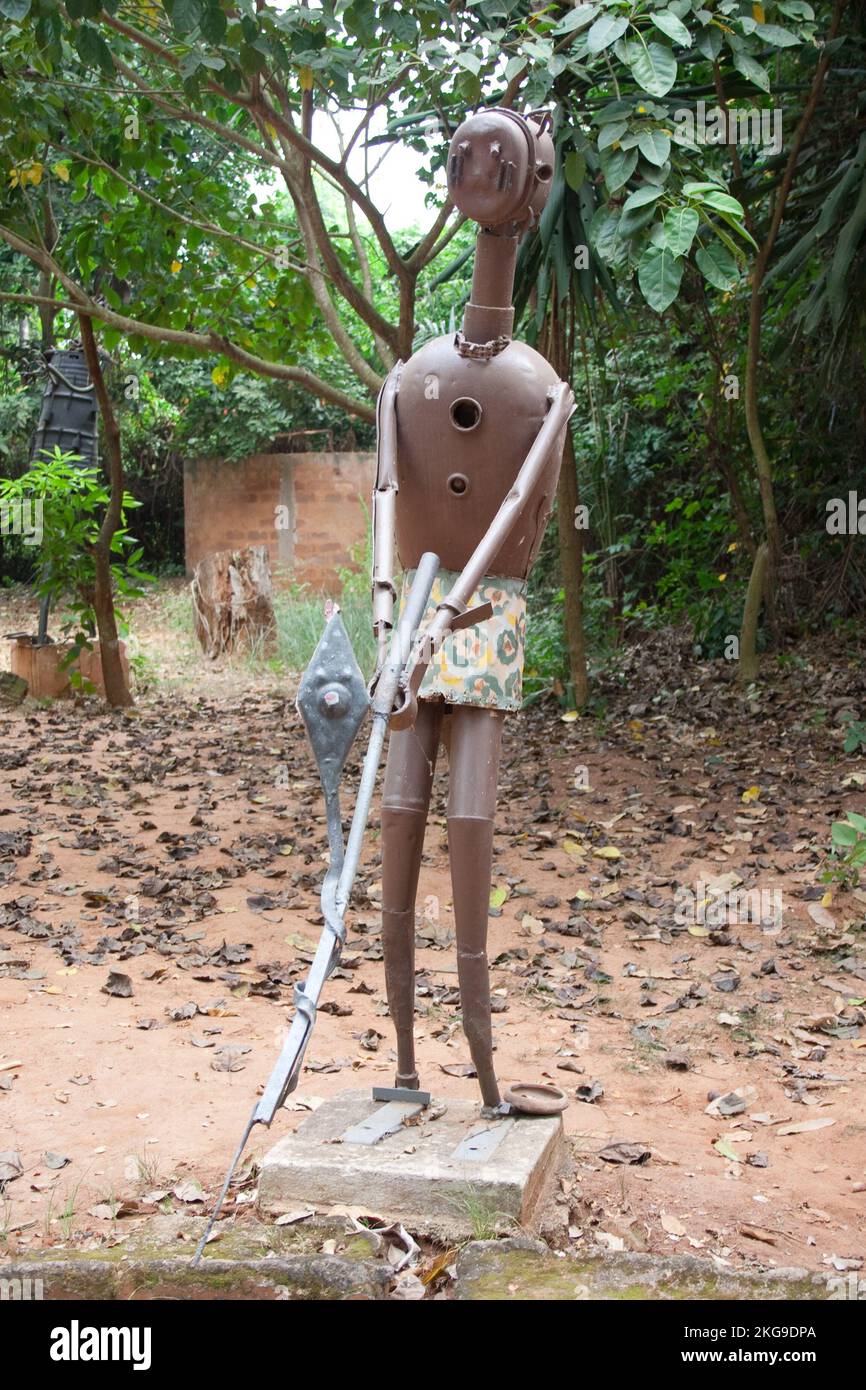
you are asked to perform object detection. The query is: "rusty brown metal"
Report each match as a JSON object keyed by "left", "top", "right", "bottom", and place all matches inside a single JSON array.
[{"left": 374, "top": 106, "right": 574, "bottom": 1113}]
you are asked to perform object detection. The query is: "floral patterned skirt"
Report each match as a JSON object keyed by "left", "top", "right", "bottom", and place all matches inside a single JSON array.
[{"left": 399, "top": 565, "right": 527, "bottom": 711}]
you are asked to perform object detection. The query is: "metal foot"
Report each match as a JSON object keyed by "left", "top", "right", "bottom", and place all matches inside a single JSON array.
[
  {"left": 372, "top": 1085, "right": 432, "bottom": 1105},
  {"left": 480, "top": 1101, "right": 514, "bottom": 1119}
]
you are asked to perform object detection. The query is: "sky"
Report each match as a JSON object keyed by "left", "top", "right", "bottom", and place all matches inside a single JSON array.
[{"left": 310, "top": 106, "right": 443, "bottom": 233}]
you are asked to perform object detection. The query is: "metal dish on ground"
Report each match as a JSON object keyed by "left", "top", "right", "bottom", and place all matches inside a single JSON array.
[{"left": 503, "top": 1082, "right": 568, "bottom": 1115}]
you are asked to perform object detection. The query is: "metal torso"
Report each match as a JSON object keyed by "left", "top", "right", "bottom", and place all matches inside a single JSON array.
[{"left": 394, "top": 335, "right": 563, "bottom": 579}]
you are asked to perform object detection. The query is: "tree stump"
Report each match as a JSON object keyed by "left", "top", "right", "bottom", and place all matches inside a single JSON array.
[{"left": 191, "top": 545, "right": 275, "bottom": 659}]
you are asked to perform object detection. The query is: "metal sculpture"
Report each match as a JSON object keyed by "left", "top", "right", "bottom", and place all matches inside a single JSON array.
[
  {"left": 195, "top": 107, "right": 573, "bottom": 1261},
  {"left": 372, "top": 108, "right": 574, "bottom": 1114},
  {"left": 30, "top": 348, "right": 99, "bottom": 645}
]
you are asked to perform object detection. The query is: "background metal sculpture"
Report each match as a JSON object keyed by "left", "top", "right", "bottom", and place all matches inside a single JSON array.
[{"left": 29, "top": 347, "right": 98, "bottom": 645}]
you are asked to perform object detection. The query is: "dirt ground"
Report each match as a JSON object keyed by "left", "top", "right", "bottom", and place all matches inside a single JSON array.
[{"left": 1, "top": 584, "right": 864, "bottom": 1280}]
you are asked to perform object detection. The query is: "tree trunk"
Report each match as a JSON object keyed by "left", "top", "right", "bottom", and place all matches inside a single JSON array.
[
  {"left": 738, "top": 541, "right": 768, "bottom": 685},
  {"left": 556, "top": 429, "right": 588, "bottom": 709},
  {"left": 745, "top": 283, "right": 782, "bottom": 580},
  {"left": 545, "top": 308, "right": 587, "bottom": 705},
  {"left": 78, "top": 314, "right": 134, "bottom": 708},
  {"left": 739, "top": 0, "right": 844, "bottom": 643},
  {"left": 191, "top": 546, "right": 275, "bottom": 659}
]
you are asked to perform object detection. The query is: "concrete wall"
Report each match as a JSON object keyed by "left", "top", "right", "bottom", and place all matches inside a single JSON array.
[{"left": 183, "top": 451, "right": 375, "bottom": 589}]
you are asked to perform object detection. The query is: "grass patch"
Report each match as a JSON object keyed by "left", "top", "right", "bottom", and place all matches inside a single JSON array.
[{"left": 270, "top": 585, "right": 376, "bottom": 677}]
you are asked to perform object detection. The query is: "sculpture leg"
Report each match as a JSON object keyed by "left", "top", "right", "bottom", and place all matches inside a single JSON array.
[
  {"left": 381, "top": 699, "right": 444, "bottom": 1089},
  {"left": 446, "top": 705, "right": 505, "bottom": 1110}
]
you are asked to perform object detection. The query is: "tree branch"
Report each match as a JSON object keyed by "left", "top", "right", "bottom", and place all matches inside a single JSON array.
[
  {"left": 0, "top": 229, "right": 375, "bottom": 421},
  {"left": 108, "top": 55, "right": 400, "bottom": 351}
]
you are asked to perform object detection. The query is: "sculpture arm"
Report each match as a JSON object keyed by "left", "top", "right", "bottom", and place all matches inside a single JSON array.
[
  {"left": 391, "top": 379, "right": 575, "bottom": 728},
  {"left": 371, "top": 365, "right": 401, "bottom": 669}
]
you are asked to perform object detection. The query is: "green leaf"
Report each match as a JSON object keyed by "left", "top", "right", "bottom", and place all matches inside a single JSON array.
[
  {"left": 0, "top": 0, "right": 31, "bottom": 20},
  {"left": 553, "top": 2, "right": 599, "bottom": 34},
  {"left": 587, "top": 13, "right": 629, "bottom": 54},
  {"left": 628, "top": 40, "right": 678, "bottom": 97},
  {"left": 595, "top": 100, "right": 634, "bottom": 126},
  {"left": 637, "top": 129, "right": 671, "bottom": 166},
  {"left": 754, "top": 22, "right": 800, "bottom": 46},
  {"left": 200, "top": 2, "right": 228, "bottom": 43},
  {"left": 695, "top": 240, "right": 739, "bottom": 290},
  {"left": 832, "top": 822, "right": 859, "bottom": 846},
  {"left": 75, "top": 23, "right": 116, "bottom": 77},
  {"left": 650, "top": 10, "right": 691, "bottom": 46},
  {"left": 637, "top": 244, "right": 684, "bottom": 312},
  {"left": 598, "top": 121, "right": 628, "bottom": 151},
  {"left": 639, "top": 158, "right": 671, "bottom": 187},
  {"left": 169, "top": 0, "right": 203, "bottom": 33},
  {"left": 589, "top": 206, "right": 622, "bottom": 263},
  {"left": 827, "top": 170, "right": 866, "bottom": 327},
  {"left": 662, "top": 205, "right": 699, "bottom": 256},
  {"left": 699, "top": 190, "right": 748, "bottom": 218},
  {"left": 455, "top": 70, "right": 482, "bottom": 103},
  {"left": 599, "top": 143, "right": 639, "bottom": 193},
  {"left": 683, "top": 181, "right": 729, "bottom": 196},
  {"left": 695, "top": 24, "right": 723, "bottom": 61},
  {"left": 619, "top": 201, "right": 659, "bottom": 238},
  {"left": 564, "top": 151, "right": 587, "bottom": 191},
  {"left": 846, "top": 813, "right": 866, "bottom": 834},
  {"left": 777, "top": 1, "right": 814, "bottom": 17},
  {"left": 732, "top": 52, "right": 770, "bottom": 93},
  {"left": 622, "top": 185, "right": 665, "bottom": 213},
  {"left": 455, "top": 51, "right": 482, "bottom": 75}
]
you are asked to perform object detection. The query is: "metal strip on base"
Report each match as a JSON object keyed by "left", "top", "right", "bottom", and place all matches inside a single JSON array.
[
  {"left": 450, "top": 1118, "right": 514, "bottom": 1162},
  {"left": 341, "top": 1100, "right": 424, "bottom": 1146}
]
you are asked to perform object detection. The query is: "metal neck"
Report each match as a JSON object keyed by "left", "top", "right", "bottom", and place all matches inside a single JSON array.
[{"left": 462, "top": 229, "right": 517, "bottom": 344}]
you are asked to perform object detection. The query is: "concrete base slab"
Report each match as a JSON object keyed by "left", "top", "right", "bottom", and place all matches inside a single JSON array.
[{"left": 258, "top": 1089, "right": 564, "bottom": 1235}]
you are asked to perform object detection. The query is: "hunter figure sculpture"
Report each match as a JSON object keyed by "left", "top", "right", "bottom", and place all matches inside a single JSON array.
[
  {"left": 371, "top": 108, "right": 575, "bottom": 1115},
  {"left": 195, "top": 106, "right": 574, "bottom": 1260}
]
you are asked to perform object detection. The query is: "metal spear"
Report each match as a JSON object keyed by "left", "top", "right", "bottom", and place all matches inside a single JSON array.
[{"left": 191, "top": 551, "right": 441, "bottom": 1263}]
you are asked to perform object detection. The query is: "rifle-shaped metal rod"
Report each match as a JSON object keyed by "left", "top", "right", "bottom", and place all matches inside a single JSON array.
[{"left": 192, "top": 552, "right": 442, "bottom": 1264}]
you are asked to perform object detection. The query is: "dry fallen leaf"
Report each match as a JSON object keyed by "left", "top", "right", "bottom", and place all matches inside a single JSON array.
[
  {"left": 598, "top": 1141, "right": 651, "bottom": 1165},
  {"left": 740, "top": 1224, "right": 777, "bottom": 1246},
  {"left": 776, "top": 1117, "right": 836, "bottom": 1136},
  {"left": 807, "top": 904, "right": 837, "bottom": 931},
  {"left": 102, "top": 970, "right": 134, "bottom": 998}
]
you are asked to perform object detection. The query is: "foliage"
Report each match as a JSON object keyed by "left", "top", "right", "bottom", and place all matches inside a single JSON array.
[
  {"left": 0, "top": 0, "right": 835, "bottom": 416},
  {"left": 0, "top": 0, "right": 863, "bottom": 678},
  {"left": 823, "top": 812, "right": 866, "bottom": 889},
  {"left": 841, "top": 713, "right": 866, "bottom": 757},
  {"left": 0, "top": 446, "right": 152, "bottom": 657}
]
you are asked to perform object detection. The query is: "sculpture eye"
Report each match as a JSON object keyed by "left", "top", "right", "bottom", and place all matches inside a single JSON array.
[{"left": 450, "top": 397, "right": 482, "bottom": 431}]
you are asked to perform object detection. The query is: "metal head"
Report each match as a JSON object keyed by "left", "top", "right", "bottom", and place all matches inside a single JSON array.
[
  {"left": 446, "top": 109, "right": 555, "bottom": 230},
  {"left": 296, "top": 610, "right": 369, "bottom": 801}
]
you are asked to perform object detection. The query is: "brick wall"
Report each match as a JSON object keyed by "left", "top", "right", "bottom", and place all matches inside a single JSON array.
[{"left": 183, "top": 451, "right": 375, "bottom": 589}]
